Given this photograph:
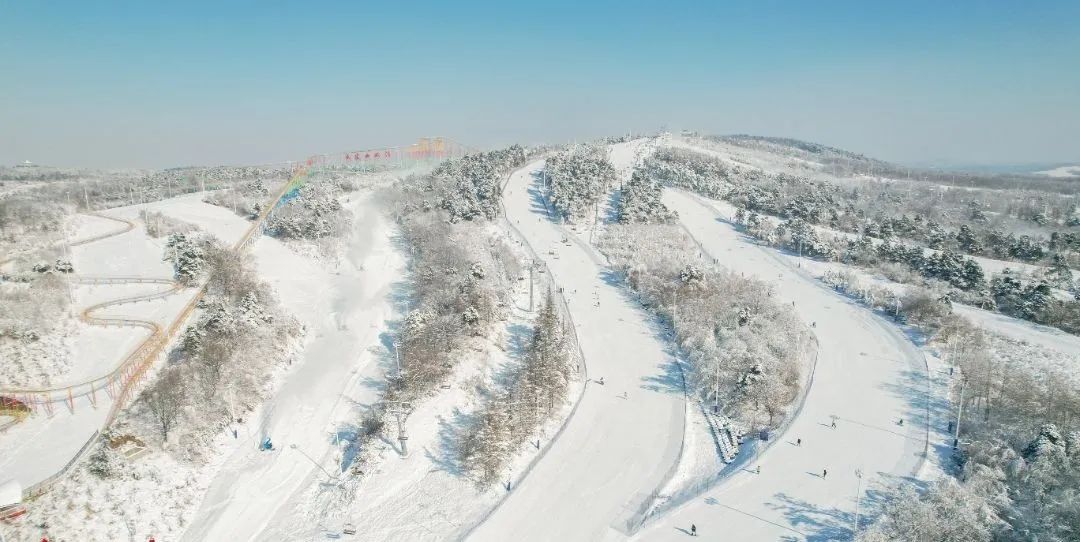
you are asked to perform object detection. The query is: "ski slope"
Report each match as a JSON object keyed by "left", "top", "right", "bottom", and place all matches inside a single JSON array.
[
  {"left": 468, "top": 155, "right": 685, "bottom": 541},
  {"left": 633, "top": 189, "right": 942, "bottom": 540},
  {"left": 181, "top": 193, "right": 403, "bottom": 541}
]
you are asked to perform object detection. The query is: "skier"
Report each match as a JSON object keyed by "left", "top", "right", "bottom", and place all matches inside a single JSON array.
[
  {"left": 690, "top": 524, "right": 697, "bottom": 537},
  {"left": 899, "top": 418, "right": 904, "bottom": 426},
  {"left": 823, "top": 469, "right": 828, "bottom": 478},
  {"left": 598, "top": 377, "right": 605, "bottom": 385},
  {"left": 811, "top": 321, "right": 816, "bottom": 328},
  {"left": 756, "top": 465, "right": 761, "bottom": 474},
  {"left": 232, "top": 428, "right": 238, "bottom": 439},
  {"left": 797, "top": 438, "right": 802, "bottom": 446},
  {"left": 831, "top": 419, "right": 837, "bottom": 429}
]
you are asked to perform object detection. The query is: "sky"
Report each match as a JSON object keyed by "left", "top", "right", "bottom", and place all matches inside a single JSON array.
[{"left": 2, "top": 0, "right": 1078, "bottom": 169}]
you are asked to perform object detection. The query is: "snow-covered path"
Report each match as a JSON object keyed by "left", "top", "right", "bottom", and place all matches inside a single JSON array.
[
  {"left": 468, "top": 157, "right": 685, "bottom": 541},
  {"left": 634, "top": 190, "right": 939, "bottom": 540},
  {"left": 180, "top": 193, "right": 403, "bottom": 541}
]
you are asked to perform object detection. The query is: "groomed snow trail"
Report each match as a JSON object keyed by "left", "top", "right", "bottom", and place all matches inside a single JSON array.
[
  {"left": 635, "top": 189, "right": 934, "bottom": 541},
  {"left": 468, "top": 155, "right": 685, "bottom": 541},
  {"left": 181, "top": 193, "right": 403, "bottom": 542}
]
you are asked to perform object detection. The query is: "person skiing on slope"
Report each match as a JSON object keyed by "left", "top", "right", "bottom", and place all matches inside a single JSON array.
[
  {"left": 823, "top": 468, "right": 828, "bottom": 478},
  {"left": 690, "top": 524, "right": 697, "bottom": 536},
  {"left": 797, "top": 438, "right": 802, "bottom": 446}
]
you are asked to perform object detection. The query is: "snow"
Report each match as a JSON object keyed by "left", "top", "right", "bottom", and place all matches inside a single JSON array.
[
  {"left": 0, "top": 479, "right": 20, "bottom": 507},
  {"left": 68, "top": 215, "right": 170, "bottom": 278},
  {"left": 684, "top": 190, "right": 1080, "bottom": 361},
  {"left": 70, "top": 213, "right": 130, "bottom": 243},
  {"left": 0, "top": 396, "right": 108, "bottom": 489},
  {"left": 0, "top": 191, "right": 249, "bottom": 493},
  {"left": 262, "top": 257, "right": 582, "bottom": 541},
  {"left": 632, "top": 188, "right": 949, "bottom": 540},
  {"left": 953, "top": 304, "right": 1080, "bottom": 356},
  {"left": 1034, "top": 165, "right": 1080, "bottom": 178},
  {"left": 180, "top": 191, "right": 404, "bottom": 541},
  {"left": 109, "top": 192, "right": 253, "bottom": 248},
  {"left": 468, "top": 155, "right": 686, "bottom": 540}
]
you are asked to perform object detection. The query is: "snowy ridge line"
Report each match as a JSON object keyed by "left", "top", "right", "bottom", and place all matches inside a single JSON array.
[
  {"left": 680, "top": 188, "right": 934, "bottom": 469},
  {"left": 460, "top": 166, "right": 590, "bottom": 541}
]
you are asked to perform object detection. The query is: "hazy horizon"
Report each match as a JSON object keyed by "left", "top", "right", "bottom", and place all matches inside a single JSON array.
[{"left": 2, "top": 1, "right": 1078, "bottom": 170}]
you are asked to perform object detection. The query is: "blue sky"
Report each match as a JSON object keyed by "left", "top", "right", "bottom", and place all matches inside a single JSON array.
[{"left": 2, "top": 0, "right": 1078, "bottom": 168}]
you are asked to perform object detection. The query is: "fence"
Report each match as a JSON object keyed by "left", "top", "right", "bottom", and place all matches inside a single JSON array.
[
  {"left": 21, "top": 430, "right": 100, "bottom": 500},
  {"left": 0, "top": 214, "right": 133, "bottom": 268},
  {"left": 14, "top": 166, "right": 309, "bottom": 502}
]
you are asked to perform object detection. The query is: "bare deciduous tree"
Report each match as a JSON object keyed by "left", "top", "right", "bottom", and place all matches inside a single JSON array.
[{"left": 145, "top": 368, "right": 186, "bottom": 443}]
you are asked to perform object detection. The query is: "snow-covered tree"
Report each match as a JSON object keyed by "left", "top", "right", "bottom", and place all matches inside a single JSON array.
[
  {"left": 144, "top": 368, "right": 185, "bottom": 443},
  {"left": 546, "top": 145, "right": 617, "bottom": 221},
  {"left": 164, "top": 233, "right": 206, "bottom": 284},
  {"left": 617, "top": 170, "right": 676, "bottom": 224}
]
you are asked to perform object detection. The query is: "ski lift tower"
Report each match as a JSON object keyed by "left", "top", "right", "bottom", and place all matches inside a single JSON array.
[{"left": 380, "top": 400, "right": 413, "bottom": 457}]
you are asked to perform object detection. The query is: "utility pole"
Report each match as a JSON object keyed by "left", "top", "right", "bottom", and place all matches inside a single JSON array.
[
  {"left": 713, "top": 363, "right": 721, "bottom": 414},
  {"left": 853, "top": 468, "right": 864, "bottom": 540},
  {"left": 954, "top": 376, "right": 966, "bottom": 449},
  {"left": 590, "top": 199, "right": 599, "bottom": 244},
  {"left": 382, "top": 401, "right": 412, "bottom": 457},
  {"left": 393, "top": 340, "right": 405, "bottom": 380},
  {"left": 672, "top": 284, "right": 679, "bottom": 337}
]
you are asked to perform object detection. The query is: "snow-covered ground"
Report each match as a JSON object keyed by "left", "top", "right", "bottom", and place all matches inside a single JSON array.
[
  {"left": 685, "top": 192, "right": 1080, "bottom": 363},
  {"left": 1034, "top": 165, "right": 1080, "bottom": 178},
  {"left": 0, "top": 397, "right": 108, "bottom": 490},
  {"left": 0, "top": 193, "right": 249, "bottom": 491},
  {"left": 260, "top": 229, "right": 583, "bottom": 541},
  {"left": 468, "top": 154, "right": 686, "bottom": 541},
  {"left": 180, "top": 192, "right": 404, "bottom": 541},
  {"left": 632, "top": 189, "right": 950, "bottom": 540},
  {"left": 109, "top": 192, "right": 253, "bottom": 248}
]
